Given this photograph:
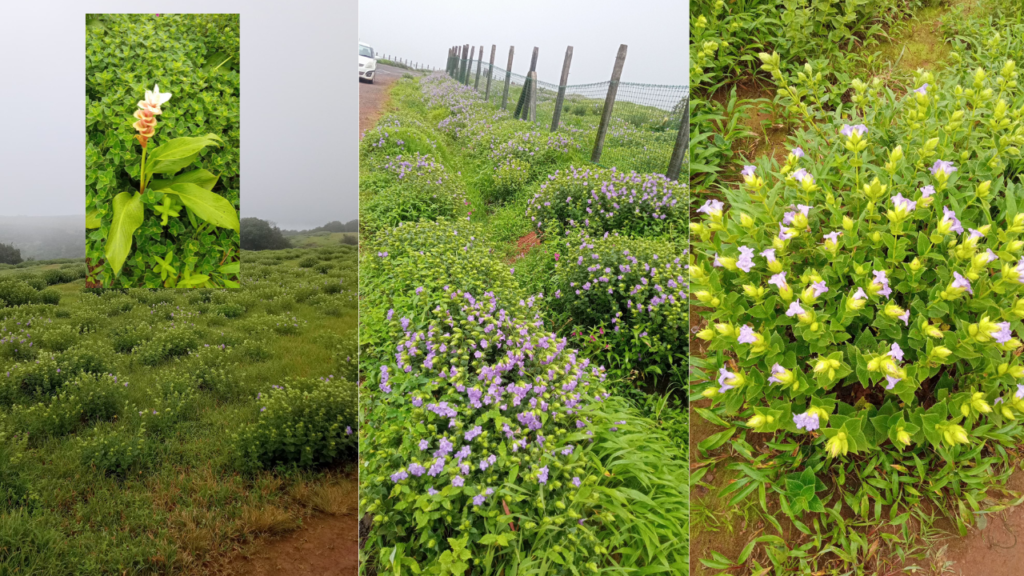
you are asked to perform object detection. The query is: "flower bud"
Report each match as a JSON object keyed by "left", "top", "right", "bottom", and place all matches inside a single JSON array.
[
  {"left": 768, "top": 259, "right": 783, "bottom": 273},
  {"left": 871, "top": 231, "right": 882, "bottom": 243},
  {"left": 909, "top": 258, "right": 923, "bottom": 272},
  {"left": 695, "top": 291, "right": 715, "bottom": 304},
  {"left": 701, "top": 387, "right": 719, "bottom": 398},
  {"left": 1002, "top": 404, "right": 1015, "bottom": 420},
  {"left": 842, "top": 216, "right": 854, "bottom": 231},
  {"left": 696, "top": 328, "right": 714, "bottom": 341},
  {"left": 976, "top": 180, "right": 992, "bottom": 199},
  {"left": 896, "top": 428, "right": 911, "bottom": 446},
  {"left": 739, "top": 213, "right": 755, "bottom": 228},
  {"left": 971, "top": 392, "right": 992, "bottom": 414},
  {"left": 1008, "top": 240, "right": 1024, "bottom": 253},
  {"left": 689, "top": 222, "right": 705, "bottom": 234},
  {"left": 889, "top": 145, "right": 904, "bottom": 163},
  {"left": 922, "top": 322, "right": 944, "bottom": 339},
  {"left": 826, "top": 432, "right": 849, "bottom": 458},
  {"left": 746, "top": 414, "right": 766, "bottom": 428}
]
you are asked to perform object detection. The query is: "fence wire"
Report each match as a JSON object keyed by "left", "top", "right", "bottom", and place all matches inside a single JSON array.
[{"left": 449, "top": 55, "right": 688, "bottom": 176}]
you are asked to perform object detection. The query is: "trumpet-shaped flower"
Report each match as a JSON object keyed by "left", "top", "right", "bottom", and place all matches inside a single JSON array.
[
  {"left": 793, "top": 411, "right": 820, "bottom": 431},
  {"left": 889, "top": 342, "right": 904, "bottom": 362},
  {"left": 737, "top": 325, "right": 758, "bottom": 344},
  {"left": 939, "top": 206, "right": 964, "bottom": 235},
  {"left": 993, "top": 322, "right": 1013, "bottom": 345},
  {"left": 869, "top": 270, "right": 892, "bottom": 298},
  {"left": 736, "top": 246, "right": 755, "bottom": 273},
  {"left": 840, "top": 124, "right": 868, "bottom": 138},
  {"left": 697, "top": 199, "right": 724, "bottom": 218},
  {"left": 785, "top": 301, "right": 805, "bottom": 317},
  {"left": 930, "top": 159, "right": 957, "bottom": 178},
  {"left": 768, "top": 364, "right": 794, "bottom": 385},
  {"left": 740, "top": 165, "right": 757, "bottom": 178},
  {"left": 891, "top": 193, "right": 916, "bottom": 214},
  {"left": 951, "top": 271, "right": 973, "bottom": 295}
]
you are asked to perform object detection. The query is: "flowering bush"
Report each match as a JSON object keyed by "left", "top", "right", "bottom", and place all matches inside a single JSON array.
[
  {"left": 233, "top": 375, "right": 357, "bottom": 470},
  {"left": 79, "top": 427, "right": 152, "bottom": 476},
  {"left": 360, "top": 152, "right": 467, "bottom": 236},
  {"left": 691, "top": 44, "right": 1024, "bottom": 555},
  {"left": 547, "top": 233, "right": 687, "bottom": 382},
  {"left": 525, "top": 166, "right": 685, "bottom": 238}
]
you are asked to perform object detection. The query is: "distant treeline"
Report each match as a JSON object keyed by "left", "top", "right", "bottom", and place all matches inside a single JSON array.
[
  {"left": 241, "top": 218, "right": 358, "bottom": 250},
  {"left": 282, "top": 220, "right": 359, "bottom": 236},
  {"left": 0, "top": 242, "right": 23, "bottom": 265}
]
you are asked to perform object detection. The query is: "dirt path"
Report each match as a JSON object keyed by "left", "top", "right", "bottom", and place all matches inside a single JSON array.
[
  {"left": 359, "top": 63, "right": 406, "bottom": 139},
  {"left": 210, "top": 478, "right": 359, "bottom": 576}
]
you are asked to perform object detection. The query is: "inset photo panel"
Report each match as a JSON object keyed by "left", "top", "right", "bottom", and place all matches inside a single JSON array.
[{"left": 85, "top": 13, "right": 240, "bottom": 288}]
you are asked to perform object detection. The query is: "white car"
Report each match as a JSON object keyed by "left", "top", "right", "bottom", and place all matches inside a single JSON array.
[{"left": 359, "top": 42, "right": 376, "bottom": 84}]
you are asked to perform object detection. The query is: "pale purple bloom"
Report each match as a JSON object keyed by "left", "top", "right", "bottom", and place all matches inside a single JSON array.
[
  {"left": 791, "top": 168, "right": 809, "bottom": 182},
  {"left": 952, "top": 271, "right": 973, "bottom": 294},
  {"left": 985, "top": 249, "right": 999, "bottom": 263},
  {"left": 785, "top": 301, "right": 805, "bottom": 317},
  {"left": 736, "top": 246, "right": 755, "bottom": 273},
  {"left": 538, "top": 466, "right": 549, "bottom": 484},
  {"left": 1017, "top": 384, "right": 1024, "bottom": 399},
  {"left": 872, "top": 270, "right": 892, "bottom": 297},
  {"left": 823, "top": 231, "right": 842, "bottom": 244},
  {"left": 697, "top": 199, "right": 724, "bottom": 216},
  {"left": 920, "top": 185, "right": 935, "bottom": 198},
  {"left": 391, "top": 470, "right": 408, "bottom": 483},
  {"left": 840, "top": 124, "right": 868, "bottom": 138},
  {"left": 737, "top": 325, "right": 757, "bottom": 344},
  {"left": 452, "top": 476, "right": 465, "bottom": 487},
  {"left": 993, "top": 322, "right": 1013, "bottom": 344},
  {"left": 914, "top": 83, "right": 929, "bottom": 95},
  {"left": 968, "top": 228, "right": 985, "bottom": 240},
  {"left": 891, "top": 193, "right": 916, "bottom": 212},
  {"left": 768, "top": 363, "right": 786, "bottom": 384},
  {"left": 713, "top": 253, "right": 723, "bottom": 268},
  {"left": 418, "top": 439, "right": 429, "bottom": 451},
  {"left": 760, "top": 248, "right": 776, "bottom": 262},
  {"left": 718, "top": 366, "right": 736, "bottom": 393},
  {"left": 931, "top": 160, "right": 957, "bottom": 177},
  {"left": 768, "top": 271, "right": 788, "bottom": 290},
  {"left": 741, "top": 165, "right": 757, "bottom": 178},
  {"left": 889, "top": 342, "right": 904, "bottom": 362},
  {"left": 792, "top": 147, "right": 804, "bottom": 158},
  {"left": 793, "top": 412, "right": 820, "bottom": 431},
  {"left": 942, "top": 206, "right": 964, "bottom": 234},
  {"left": 852, "top": 287, "right": 867, "bottom": 300},
  {"left": 472, "top": 494, "right": 487, "bottom": 506},
  {"left": 409, "top": 463, "right": 427, "bottom": 477},
  {"left": 778, "top": 224, "right": 795, "bottom": 240},
  {"left": 885, "top": 375, "right": 901, "bottom": 390},
  {"left": 427, "top": 487, "right": 439, "bottom": 496},
  {"left": 572, "top": 477, "right": 581, "bottom": 487},
  {"left": 1012, "top": 257, "right": 1024, "bottom": 284},
  {"left": 809, "top": 281, "right": 828, "bottom": 298},
  {"left": 898, "top": 309, "right": 910, "bottom": 325}
]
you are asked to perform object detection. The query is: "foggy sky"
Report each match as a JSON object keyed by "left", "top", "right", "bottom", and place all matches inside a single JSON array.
[
  {"left": 360, "top": 0, "right": 688, "bottom": 86},
  {"left": 0, "top": 0, "right": 358, "bottom": 231}
]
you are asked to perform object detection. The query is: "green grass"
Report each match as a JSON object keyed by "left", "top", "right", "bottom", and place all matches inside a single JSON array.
[{"left": 0, "top": 249, "right": 356, "bottom": 575}]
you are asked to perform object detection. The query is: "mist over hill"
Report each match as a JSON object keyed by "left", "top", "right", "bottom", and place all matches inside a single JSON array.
[{"left": 0, "top": 215, "right": 84, "bottom": 260}]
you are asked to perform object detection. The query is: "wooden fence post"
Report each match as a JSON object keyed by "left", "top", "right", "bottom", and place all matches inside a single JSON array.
[
  {"left": 515, "top": 47, "right": 539, "bottom": 119},
  {"left": 465, "top": 46, "right": 475, "bottom": 85},
  {"left": 591, "top": 44, "right": 628, "bottom": 164},
  {"left": 501, "top": 46, "right": 514, "bottom": 110},
  {"left": 551, "top": 46, "right": 573, "bottom": 132},
  {"left": 474, "top": 44, "right": 484, "bottom": 89},
  {"left": 484, "top": 44, "right": 496, "bottom": 102},
  {"left": 667, "top": 98, "right": 689, "bottom": 181},
  {"left": 528, "top": 71, "right": 538, "bottom": 122},
  {"left": 460, "top": 44, "right": 470, "bottom": 83}
]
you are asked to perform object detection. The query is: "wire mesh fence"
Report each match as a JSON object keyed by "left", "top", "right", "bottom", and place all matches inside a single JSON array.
[{"left": 446, "top": 47, "right": 688, "bottom": 178}]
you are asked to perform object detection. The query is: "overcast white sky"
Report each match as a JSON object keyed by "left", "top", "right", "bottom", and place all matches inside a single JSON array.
[
  {"left": 0, "top": 0, "right": 358, "bottom": 230},
  {"left": 360, "top": 0, "right": 688, "bottom": 86}
]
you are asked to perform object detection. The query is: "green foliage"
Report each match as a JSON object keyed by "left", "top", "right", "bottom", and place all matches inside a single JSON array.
[
  {"left": 80, "top": 427, "right": 152, "bottom": 476},
  {"left": 85, "top": 14, "right": 240, "bottom": 288},
  {"left": 240, "top": 217, "right": 292, "bottom": 251},
  {"left": 0, "top": 244, "right": 22, "bottom": 266},
  {"left": 233, "top": 376, "right": 357, "bottom": 470}
]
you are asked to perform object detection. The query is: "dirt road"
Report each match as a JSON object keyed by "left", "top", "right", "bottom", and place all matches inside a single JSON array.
[{"left": 359, "top": 63, "right": 407, "bottom": 138}]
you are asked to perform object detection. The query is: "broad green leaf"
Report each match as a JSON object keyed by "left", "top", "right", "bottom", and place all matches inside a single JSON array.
[
  {"left": 163, "top": 183, "right": 239, "bottom": 231},
  {"left": 149, "top": 168, "right": 220, "bottom": 191},
  {"left": 85, "top": 208, "right": 101, "bottom": 229},
  {"left": 145, "top": 134, "right": 222, "bottom": 176},
  {"left": 104, "top": 192, "right": 144, "bottom": 276}
]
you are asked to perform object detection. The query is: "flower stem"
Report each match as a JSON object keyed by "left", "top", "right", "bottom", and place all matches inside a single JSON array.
[{"left": 140, "top": 146, "right": 148, "bottom": 194}]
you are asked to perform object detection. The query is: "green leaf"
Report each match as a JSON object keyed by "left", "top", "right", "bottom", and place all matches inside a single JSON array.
[
  {"left": 149, "top": 168, "right": 220, "bottom": 192},
  {"left": 104, "top": 192, "right": 145, "bottom": 276},
  {"left": 218, "top": 261, "right": 240, "bottom": 275},
  {"left": 145, "top": 134, "right": 223, "bottom": 177},
  {"left": 85, "top": 208, "right": 101, "bottom": 229},
  {"left": 163, "top": 183, "right": 239, "bottom": 231}
]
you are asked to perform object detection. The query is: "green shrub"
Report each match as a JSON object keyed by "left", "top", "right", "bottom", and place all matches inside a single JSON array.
[
  {"left": 9, "top": 373, "right": 127, "bottom": 440},
  {"left": 233, "top": 376, "right": 357, "bottom": 470},
  {"left": 38, "top": 325, "right": 80, "bottom": 353},
  {"left": 0, "top": 281, "right": 39, "bottom": 308},
  {"left": 110, "top": 323, "right": 151, "bottom": 353},
  {"left": 134, "top": 325, "right": 200, "bottom": 365},
  {"left": 80, "top": 428, "right": 152, "bottom": 476},
  {"left": 360, "top": 153, "right": 467, "bottom": 236}
]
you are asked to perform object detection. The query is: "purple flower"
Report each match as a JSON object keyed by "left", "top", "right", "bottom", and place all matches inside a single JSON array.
[
  {"left": 712, "top": 253, "right": 722, "bottom": 268},
  {"left": 409, "top": 463, "right": 427, "bottom": 477},
  {"left": 898, "top": 309, "right": 910, "bottom": 325},
  {"left": 741, "top": 165, "right": 757, "bottom": 178},
  {"left": 931, "top": 160, "right": 957, "bottom": 177},
  {"left": 889, "top": 343, "right": 904, "bottom": 362},
  {"left": 823, "top": 231, "right": 842, "bottom": 244},
  {"left": 472, "top": 494, "right": 487, "bottom": 506},
  {"left": 418, "top": 439, "right": 429, "bottom": 450},
  {"left": 737, "top": 325, "right": 757, "bottom": 344},
  {"left": 872, "top": 270, "right": 892, "bottom": 297},
  {"left": 778, "top": 224, "right": 795, "bottom": 240},
  {"left": 793, "top": 411, "right": 820, "bottom": 431},
  {"left": 572, "top": 476, "right": 581, "bottom": 487},
  {"left": 452, "top": 475, "right": 465, "bottom": 487},
  {"left": 792, "top": 147, "right": 804, "bottom": 158},
  {"left": 1017, "top": 384, "right": 1024, "bottom": 400},
  {"left": 760, "top": 248, "right": 776, "bottom": 262},
  {"left": 768, "top": 363, "right": 787, "bottom": 384},
  {"left": 852, "top": 288, "right": 867, "bottom": 301},
  {"left": 415, "top": 286, "right": 424, "bottom": 295},
  {"left": 737, "top": 246, "right": 755, "bottom": 273},
  {"left": 885, "top": 375, "right": 901, "bottom": 390},
  {"left": 697, "top": 199, "right": 724, "bottom": 216},
  {"left": 391, "top": 470, "right": 409, "bottom": 483},
  {"left": 791, "top": 168, "right": 810, "bottom": 182},
  {"left": 427, "top": 487, "right": 439, "bottom": 496},
  {"left": 952, "top": 271, "right": 973, "bottom": 294},
  {"left": 809, "top": 281, "right": 828, "bottom": 298},
  {"left": 920, "top": 185, "right": 936, "bottom": 198},
  {"left": 891, "top": 193, "right": 916, "bottom": 212},
  {"left": 401, "top": 318, "right": 411, "bottom": 331},
  {"left": 840, "top": 124, "right": 868, "bottom": 138},
  {"left": 538, "top": 466, "right": 549, "bottom": 484},
  {"left": 941, "top": 206, "right": 964, "bottom": 234},
  {"left": 993, "top": 322, "right": 1013, "bottom": 344},
  {"left": 718, "top": 366, "right": 736, "bottom": 393},
  {"left": 465, "top": 426, "right": 483, "bottom": 441},
  {"left": 768, "top": 271, "right": 788, "bottom": 290},
  {"left": 785, "top": 301, "right": 805, "bottom": 317},
  {"left": 914, "top": 84, "right": 929, "bottom": 95},
  {"left": 387, "top": 309, "right": 394, "bottom": 321}
]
